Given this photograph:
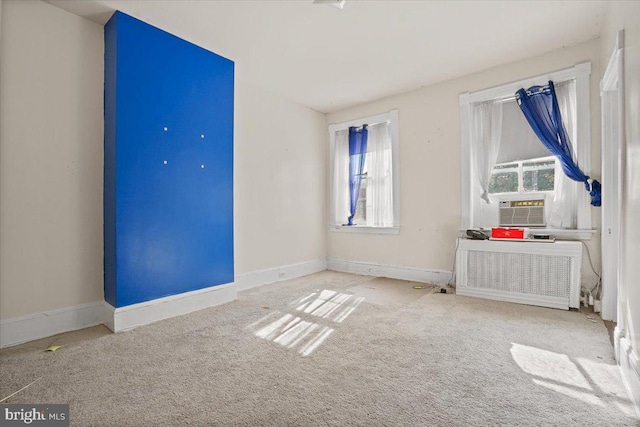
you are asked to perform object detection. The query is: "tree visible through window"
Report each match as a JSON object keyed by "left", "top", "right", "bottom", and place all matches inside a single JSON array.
[
  {"left": 523, "top": 159, "right": 555, "bottom": 192},
  {"left": 489, "top": 156, "right": 555, "bottom": 194},
  {"left": 489, "top": 163, "right": 518, "bottom": 193}
]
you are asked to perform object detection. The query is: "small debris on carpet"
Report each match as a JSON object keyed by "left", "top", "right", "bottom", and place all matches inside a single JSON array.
[
  {"left": 0, "top": 377, "right": 42, "bottom": 403},
  {"left": 46, "top": 345, "right": 63, "bottom": 352}
]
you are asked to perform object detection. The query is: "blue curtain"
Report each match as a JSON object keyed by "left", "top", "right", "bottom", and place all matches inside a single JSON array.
[
  {"left": 348, "top": 125, "right": 368, "bottom": 225},
  {"left": 516, "top": 81, "right": 601, "bottom": 207}
]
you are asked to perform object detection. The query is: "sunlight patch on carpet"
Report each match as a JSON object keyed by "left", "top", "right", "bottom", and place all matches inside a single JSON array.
[
  {"left": 252, "top": 313, "right": 333, "bottom": 357},
  {"left": 245, "top": 311, "right": 282, "bottom": 330},
  {"left": 294, "top": 289, "right": 364, "bottom": 323},
  {"left": 577, "top": 357, "right": 628, "bottom": 396},
  {"left": 511, "top": 343, "right": 636, "bottom": 417},
  {"left": 300, "top": 326, "right": 334, "bottom": 357},
  {"left": 532, "top": 379, "right": 604, "bottom": 406},
  {"left": 510, "top": 343, "right": 591, "bottom": 390},
  {"left": 248, "top": 289, "right": 363, "bottom": 356},
  {"left": 613, "top": 401, "right": 639, "bottom": 419}
]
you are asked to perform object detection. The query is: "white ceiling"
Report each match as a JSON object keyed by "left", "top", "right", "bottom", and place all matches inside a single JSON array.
[{"left": 47, "top": 0, "right": 607, "bottom": 113}]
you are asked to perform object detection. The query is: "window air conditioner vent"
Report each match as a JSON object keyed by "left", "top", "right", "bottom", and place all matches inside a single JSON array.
[{"left": 499, "top": 198, "right": 546, "bottom": 227}]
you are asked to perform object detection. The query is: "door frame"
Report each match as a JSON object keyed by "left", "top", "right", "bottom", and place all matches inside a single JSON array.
[{"left": 600, "top": 30, "right": 625, "bottom": 323}]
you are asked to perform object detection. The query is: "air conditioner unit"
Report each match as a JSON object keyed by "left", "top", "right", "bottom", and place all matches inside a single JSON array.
[{"left": 499, "top": 197, "right": 546, "bottom": 227}]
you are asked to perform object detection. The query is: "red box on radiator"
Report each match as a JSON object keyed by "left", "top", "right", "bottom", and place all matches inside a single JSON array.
[{"left": 491, "top": 227, "right": 525, "bottom": 239}]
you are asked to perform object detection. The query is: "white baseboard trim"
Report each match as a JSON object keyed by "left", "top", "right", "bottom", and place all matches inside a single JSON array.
[
  {"left": 327, "top": 258, "right": 452, "bottom": 285},
  {"left": 615, "top": 326, "right": 623, "bottom": 363},
  {"left": 1, "top": 258, "right": 448, "bottom": 346},
  {"left": 105, "top": 282, "right": 237, "bottom": 332},
  {"left": 0, "top": 302, "right": 106, "bottom": 348},
  {"left": 616, "top": 329, "right": 640, "bottom": 417},
  {"left": 456, "top": 287, "right": 569, "bottom": 310},
  {"left": 0, "top": 258, "right": 326, "bottom": 346},
  {"left": 235, "top": 259, "right": 327, "bottom": 292}
]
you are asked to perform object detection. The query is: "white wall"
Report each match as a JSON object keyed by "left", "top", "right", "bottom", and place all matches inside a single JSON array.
[
  {"left": 234, "top": 82, "right": 327, "bottom": 275},
  {"left": 0, "top": 0, "right": 104, "bottom": 319},
  {"left": 326, "top": 39, "right": 602, "bottom": 277},
  {"left": 0, "top": 0, "right": 328, "bottom": 323},
  {"left": 600, "top": 0, "right": 640, "bottom": 407}
]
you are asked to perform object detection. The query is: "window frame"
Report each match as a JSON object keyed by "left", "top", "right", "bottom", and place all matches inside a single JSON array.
[
  {"left": 459, "top": 62, "right": 594, "bottom": 239},
  {"left": 328, "top": 110, "right": 400, "bottom": 234}
]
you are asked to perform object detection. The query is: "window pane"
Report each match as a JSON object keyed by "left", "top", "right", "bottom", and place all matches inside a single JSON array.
[
  {"left": 353, "top": 175, "right": 367, "bottom": 224},
  {"left": 489, "top": 164, "right": 518, "bottom": 194},
  {"left": 523, "top": 160, "right": 555, "bottom": 192}
]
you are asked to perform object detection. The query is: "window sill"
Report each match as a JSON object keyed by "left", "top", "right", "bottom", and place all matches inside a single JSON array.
[
  {"left": 330, "top": 225, "right": 400, "bottom": 235},
  {"left": 460, "top": 227, "right": 596, "bottom": 241}
]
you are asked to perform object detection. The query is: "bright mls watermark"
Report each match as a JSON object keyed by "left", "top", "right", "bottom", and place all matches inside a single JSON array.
[{"left": 0, "top": 405, "right": 69, "bottom": 426}]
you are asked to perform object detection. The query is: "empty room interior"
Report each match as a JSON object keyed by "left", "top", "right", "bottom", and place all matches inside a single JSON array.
[{"left": 1, "top": 0, "right": 640, "bottom": 425}]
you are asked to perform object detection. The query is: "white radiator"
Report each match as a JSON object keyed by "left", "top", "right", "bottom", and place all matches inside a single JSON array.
[{"left": 455, "top": 238, "right": 582, "bottom": 310}]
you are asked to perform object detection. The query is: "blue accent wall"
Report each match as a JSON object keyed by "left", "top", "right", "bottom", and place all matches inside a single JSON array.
[{"left": 104, "top": 11, "right": 234, "bottom": 308}]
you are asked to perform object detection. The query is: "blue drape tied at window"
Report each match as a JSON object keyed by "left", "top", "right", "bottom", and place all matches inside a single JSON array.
[
  {"left": 515, "top": 81, "right": 601, "bottom": 207},
  {"left": 348, "top": 125, "right": 368, "bottom": 225}
]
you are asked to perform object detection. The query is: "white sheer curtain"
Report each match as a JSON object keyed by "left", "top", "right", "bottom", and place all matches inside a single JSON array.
[
  {"left": 332, "top": 129, "right": 350, "bottom": 226},
  {"left": 472, "top": 101, "right": 503, "bottom": 203},
  {"left": 366, "top": 122, "right": 393, "bottom": 227},
  {"left": 549, "top": 80, "right": 577, "bottom": 228}
]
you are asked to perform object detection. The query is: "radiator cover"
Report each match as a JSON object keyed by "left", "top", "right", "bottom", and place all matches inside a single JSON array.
[{"left": 456, "top": 239, "right": 582, "bottom": 310}]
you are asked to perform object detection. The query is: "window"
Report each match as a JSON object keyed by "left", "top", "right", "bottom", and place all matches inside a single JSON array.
[
  {"left": 489, "top": 163, "right": 518, "bottom": 194},
  {"left": 522, "top": 158, "right": 555, "bottom": 192},
  {"left": 353, "top": 168, "right": 367, "bottom": 224},
  {"left": 459, "top": 62, "right": 594, "bottom": 236},
  {"left": 487, "top": 98, "right": 557, "bottom": 196},
  {"left": 329, "top": 110, "right": 399, "bottom": 233},
  {"left": 489, "top": 156, "right": 556, "bottom": 194}
]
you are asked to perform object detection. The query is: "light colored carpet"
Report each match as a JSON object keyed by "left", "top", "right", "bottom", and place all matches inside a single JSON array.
[{"left": 1, "top": 271, "right": 637, "bottom": 426}]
